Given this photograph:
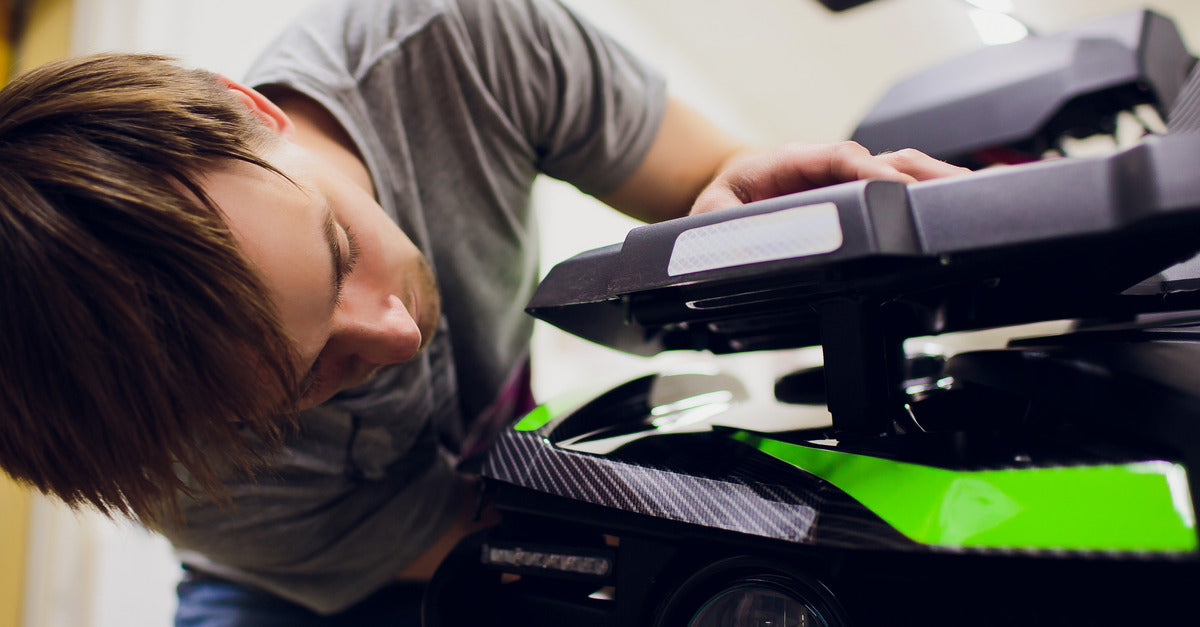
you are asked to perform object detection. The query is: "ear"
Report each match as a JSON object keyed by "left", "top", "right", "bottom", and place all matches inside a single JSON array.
[{"left": 217, "top": 75, "right": 296, "bottom": 139}]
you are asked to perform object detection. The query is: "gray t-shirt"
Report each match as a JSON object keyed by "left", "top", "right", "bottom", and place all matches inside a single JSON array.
[{"left": 164, "top": 0, "right": 666, "bottom": 614}]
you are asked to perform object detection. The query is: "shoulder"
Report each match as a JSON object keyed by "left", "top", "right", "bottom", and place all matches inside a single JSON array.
[{"left": 246, "top": 0, "right": 458, "bottom": 80}]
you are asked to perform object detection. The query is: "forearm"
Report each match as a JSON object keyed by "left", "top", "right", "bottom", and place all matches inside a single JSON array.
[
  {"left": 394, "top": 475, "right": 499, "bottom": 581},
  {"left": 598, "top": 96, "right": 749, "bottom": 223}
]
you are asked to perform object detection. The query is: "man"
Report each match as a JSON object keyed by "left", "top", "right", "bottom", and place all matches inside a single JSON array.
[{"left": 0, "top": 0, "right": 965, "bottom": 624}]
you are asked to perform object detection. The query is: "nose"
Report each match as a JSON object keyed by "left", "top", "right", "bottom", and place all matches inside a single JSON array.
[{"left": 332, "top": 293, "right": 422, "bottom": 366}]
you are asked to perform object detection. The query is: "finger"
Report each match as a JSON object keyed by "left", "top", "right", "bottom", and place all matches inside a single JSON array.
[
  {"left": 877, "top": 148, "right": 973, "bottom": 180},
  {"left": 823, "top": 142, "right": 917, "bottom": 185},
  {"left": 690, "top": 183, "right": 743, "bottom": 215}
]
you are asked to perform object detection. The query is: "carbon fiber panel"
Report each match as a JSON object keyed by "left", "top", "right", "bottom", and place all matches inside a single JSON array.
[{"left": 482, "top": 430, "right": 915, "bottom": 550}]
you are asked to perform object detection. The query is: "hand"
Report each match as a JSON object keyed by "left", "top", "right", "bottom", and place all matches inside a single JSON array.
[{"left": 690, "top": 141, "right": 971, "bottom": 215}]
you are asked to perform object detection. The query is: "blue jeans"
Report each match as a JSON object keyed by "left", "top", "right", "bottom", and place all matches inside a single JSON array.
[{"left": 175, "top": 569, "right": 424, "bottom": 627}]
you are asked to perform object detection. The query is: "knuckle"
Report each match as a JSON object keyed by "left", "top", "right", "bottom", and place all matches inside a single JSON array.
[
  {"left": 886, "top": 148, "right": 924, "bottom": 164},
  {"left": 835, "top": 140, "right": 866, "bottom": 154}
]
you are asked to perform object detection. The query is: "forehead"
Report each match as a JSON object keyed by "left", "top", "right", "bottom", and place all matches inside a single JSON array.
[{"left": 200, "top": 157, "right": 335, "bottom": 361}]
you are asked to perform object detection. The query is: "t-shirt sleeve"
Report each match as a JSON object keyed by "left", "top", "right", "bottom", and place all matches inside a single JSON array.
[{"left": 452, "top": 0, "right": 668, "bottom": 196}]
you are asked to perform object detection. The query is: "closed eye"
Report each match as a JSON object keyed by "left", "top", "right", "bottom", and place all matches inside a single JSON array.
[
  {"left": 334, "top": 226, "right": 361, "bottom": 306},
  {"left": 299, "top": 210, "right": 363, "bottom": 403}
]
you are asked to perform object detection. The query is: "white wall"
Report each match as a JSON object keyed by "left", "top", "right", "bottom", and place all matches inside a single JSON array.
[{"left": 22, "top": 0, "right": 1200, "bottom": 625}]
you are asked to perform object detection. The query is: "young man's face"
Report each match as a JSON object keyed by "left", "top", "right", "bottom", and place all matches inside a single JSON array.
[{"left": 204, "top": 139, "right": 440, "bottom": 409}]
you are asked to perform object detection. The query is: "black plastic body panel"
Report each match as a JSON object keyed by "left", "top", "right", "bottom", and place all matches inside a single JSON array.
[
  {"left": 851, "top": 10, "right": 1196, "bottom": 164},
  {"left": 528, "top": 133, "right": 1200, "bottom": 358}
]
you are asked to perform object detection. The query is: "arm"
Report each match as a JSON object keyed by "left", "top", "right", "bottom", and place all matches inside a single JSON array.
[
  {"left": 601, "top": 96, "right": 971, "bottom": 221},
  {"left": 598, "top": 96, "right": 746, "bottom": 223}
]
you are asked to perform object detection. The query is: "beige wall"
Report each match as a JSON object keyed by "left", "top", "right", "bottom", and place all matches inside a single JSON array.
[{"left": 1, "top": 478, "right": 31, "bottom": 627}]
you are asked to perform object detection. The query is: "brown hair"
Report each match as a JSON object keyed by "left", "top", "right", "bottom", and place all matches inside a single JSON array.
[{"left": 0, "top": 53, "right": 300, "bottom": 526}]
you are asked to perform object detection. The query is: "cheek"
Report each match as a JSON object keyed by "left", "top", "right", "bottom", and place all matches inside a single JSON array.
[
  {"left": 353, "top": 215, "right": 422, "bottom": 283},
  {"left": 297, "top": 349, "right": 351, "bottom": 408}
]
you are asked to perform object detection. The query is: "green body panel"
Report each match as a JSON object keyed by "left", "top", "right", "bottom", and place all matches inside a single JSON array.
[
  {"left": 736, "top": 432, "right": 1197, "bottom": 552},
  {"left": 514, "top": 404, "right": 555, "bottom": 432},
  {"left": 514, "top": 386, "right": 608, "bottom": 432}
]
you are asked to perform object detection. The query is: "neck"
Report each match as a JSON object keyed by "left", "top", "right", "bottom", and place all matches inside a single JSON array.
[{"left": 261, "top": 86, "right": 375, "bottom": 198}]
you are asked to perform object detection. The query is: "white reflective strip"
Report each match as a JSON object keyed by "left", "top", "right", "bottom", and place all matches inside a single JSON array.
[{"left": 667, "top": 202, "right": 843, "bottom": 276}]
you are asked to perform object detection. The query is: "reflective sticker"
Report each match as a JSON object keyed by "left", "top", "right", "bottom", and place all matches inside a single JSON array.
[{"left": 668, "top": 202, "right": 843, "bottom": 276}]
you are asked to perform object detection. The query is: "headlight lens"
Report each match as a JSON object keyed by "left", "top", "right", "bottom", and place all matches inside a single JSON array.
[{"left": 688, "top": 582, "right": 821, "bottom": 627}]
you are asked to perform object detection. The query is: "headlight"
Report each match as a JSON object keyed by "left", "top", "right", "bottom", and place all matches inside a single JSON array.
[
  {"left": 688, "top": 582, "right": 820, "bottom": 626},
  {"left": 654, "top": 558, "right": 846, "bottom": 627}
]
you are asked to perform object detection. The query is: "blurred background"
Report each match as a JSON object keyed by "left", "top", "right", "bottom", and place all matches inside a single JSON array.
[{"left": 1, "top": 0, "right": 1197, "bottom": 625}]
